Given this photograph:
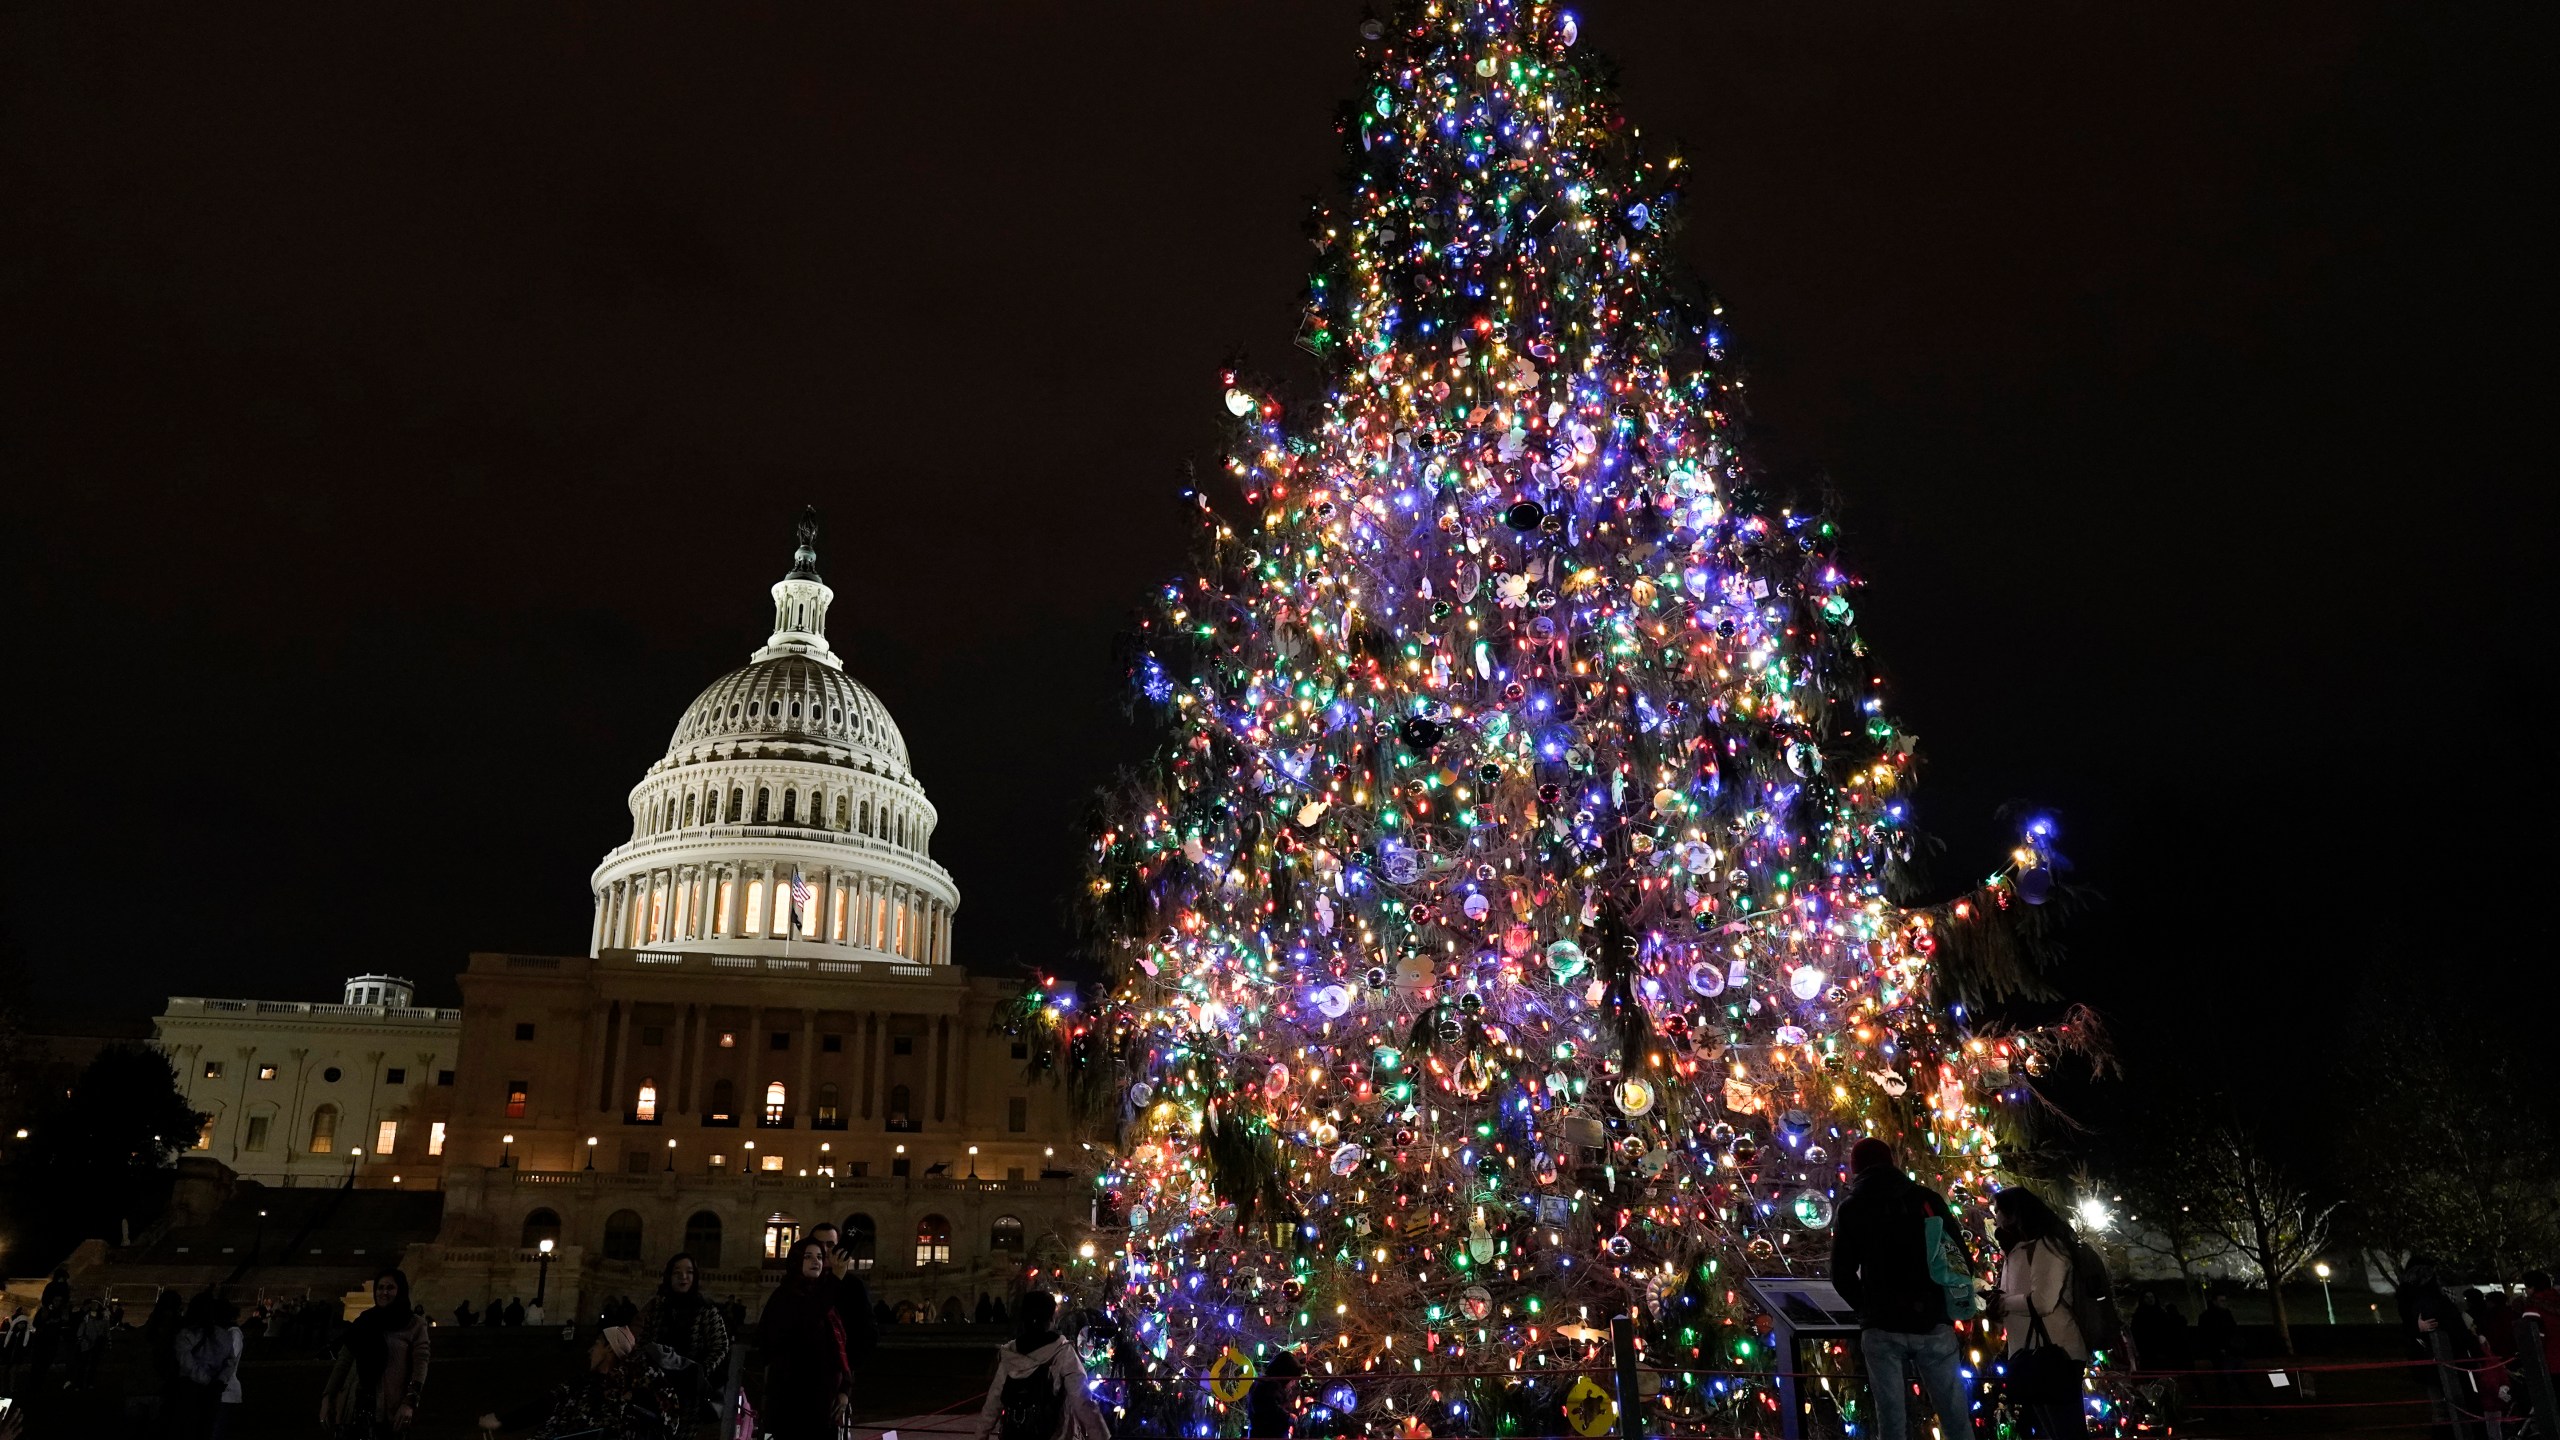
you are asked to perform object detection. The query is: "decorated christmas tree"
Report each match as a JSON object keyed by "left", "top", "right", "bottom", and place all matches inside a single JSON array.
[{"left": 1067, "top": 3, "right": 2089, "bottom": 1434}]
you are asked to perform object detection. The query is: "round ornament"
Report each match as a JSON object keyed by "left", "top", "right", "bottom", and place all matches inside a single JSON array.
[
  {"left": 1128, "top": 1081, "right": 1154, "bottom": 1107},
  {"left": 1546, "top": 940, "right": 1588, "bottom": 980},
  {"left": 1127, "top": 1205, "right": 1151, "bottom": 1230},
  {"left": 1264, "top": 1062, "right": 1292, "bottom": 1098},
  {"left": 1311, "top": 984, "right": 1355, "bottom": 1020},
  {"left": 1330, "top": 1143, "right": 1367, "bottom": 1176},
  {"left": 1870, "top": 1068, "right": 1910, "bottom": 1097},
  {"left": 1602, "top": 1233, "right": 1633, "bottom": 1259},
  {"left": 1788, "top": 966, "right": 1827, "bottom": 1001},
  {"left": 1613, "top": 1078, "right": 1656, "bottom": 1116},
  {"left": 1791, "top": 1191, "right": 1836, "bottom": 1230},
  {"left": 1687, "top": 961, "right": 1726, "bottom": 998},
  {"left": 1462, "top": 892, "right": 1491, "bottom": 922},
  {"left": 1459, "top": 1284, "right": 1493, "bottom": 1320},
  {"left": 1564, "top": 1377, "right": 1615, "bottom": 1438},
  {"left": 1678, "top": 842, "right": 1717, "bottom": 876},
  {"left": 1207, "top": 1346, "right": 1257, "bottom": 1403},
  {"left": 1224, "top": 388, "right": 1256, "bottom": 417}
]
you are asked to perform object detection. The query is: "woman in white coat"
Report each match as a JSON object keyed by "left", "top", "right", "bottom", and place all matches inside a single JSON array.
[
  {"left": 1994, "top": 1186, "right": 2089, "bottom": 1439},
  {"left": 971, "top": 1292, "right": 1110, "bottom": 1440}
]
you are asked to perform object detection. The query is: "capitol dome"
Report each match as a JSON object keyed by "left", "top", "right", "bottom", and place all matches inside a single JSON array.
[{"left": 589, "top": 517, "right": 960, "bottom": 965}]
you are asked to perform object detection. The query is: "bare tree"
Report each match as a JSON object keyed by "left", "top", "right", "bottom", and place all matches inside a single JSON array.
[{"left": 2186, "top": 1121, "right": 2336, "bottom": 1354}]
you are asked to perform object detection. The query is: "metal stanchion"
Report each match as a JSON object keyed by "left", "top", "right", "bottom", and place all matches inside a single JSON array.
[
  {"left": 1612, "top": 1312, "right": 1644, "bottom": 1440},
  {"left": 2517, "top": 1316, "right": 2558, "bottom": 1439},
  {"left": 2432, "top": 1326, "right": 2483, "bottom": 1440}
]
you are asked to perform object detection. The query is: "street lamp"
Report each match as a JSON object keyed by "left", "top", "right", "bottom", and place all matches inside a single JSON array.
[
  {"left": 665, "top": 1137, "right": 677, "bottom": 1172},
  {"left": 967, "top": 1145, "right": 980, "bottom": 1179},
  {"left": 585, "top": 1137, "right": 598, "bottom": 1171},
  {"left": 534, "top": 1237, "right": 556, "bottom": 1307},
  {"left": 348, "top": 1145, "right": 364, "bottom": 1183},
  {"left": 2315, "top": 1262, "right": 2336, "bottom": 1325},
  {"left": 500, "top": 1134, "right": 516, "bottom": 1168}
]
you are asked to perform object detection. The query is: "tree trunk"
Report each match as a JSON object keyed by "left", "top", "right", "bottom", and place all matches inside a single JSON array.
[{"left": 2269, "top": 1278, "right": 2295, "bottom": 1354}]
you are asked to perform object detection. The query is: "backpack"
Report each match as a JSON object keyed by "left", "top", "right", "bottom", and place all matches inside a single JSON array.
[
  {"left": 1923, "top": 1208, "right": 1980, "bottom": 1322},
  {"left": 998, "top": 1349, "right": 1068, "bottom": 1440},
  {"left": 2065, "top": 1240, "right": 2124, "bottom": 1354},
  {"left": 178, "top": 1328, "right": 228, "bottom": 1388}
]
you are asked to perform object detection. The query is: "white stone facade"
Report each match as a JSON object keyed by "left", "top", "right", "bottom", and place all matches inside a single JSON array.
[{"left": 156, "top": 975, "right": 461, "bottom": 1188}]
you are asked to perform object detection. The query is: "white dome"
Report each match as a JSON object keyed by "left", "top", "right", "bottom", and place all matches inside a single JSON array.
[
  {"left": 668, "top": 656, "right": 912, "bottom": 779},
  {"left": 588, "top": 514, "right": 960, "bottom": 966}
]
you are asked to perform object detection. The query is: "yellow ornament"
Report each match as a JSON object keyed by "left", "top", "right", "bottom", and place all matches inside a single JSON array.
[
  {"left": 1208, "top": 1346, "right": 1257, "bottom": 1404},
  {"left": 1564, "top": 1375, "right": 1617, "bottom": 1437}
]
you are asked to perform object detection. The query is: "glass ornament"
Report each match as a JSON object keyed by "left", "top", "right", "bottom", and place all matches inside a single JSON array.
[
  {"left": 1687, "top": 961, "right": 1725, "bottom": 997},
  {"left": 1460, "top": 1284, "right": 1493, "bottom": 1320},
  {"left": 1603, "top": 1233, "right": 1633, "bottom": 1259},
  {"left": 1788, "top": 966, "right": 1826, "bottom": 1001},
  {"left": 1791, "top": 1191, "right": 1836, "bottom": 1230},
  {"left": 1546, "top": 940, "right": 1588, "bottom": 980},
  {"left": 1613, "top": 1078, "right": 1655, "bottom": 1116},
  {"left": 1330, "top": 1143, "right": 1367, "bottom": 1176}
]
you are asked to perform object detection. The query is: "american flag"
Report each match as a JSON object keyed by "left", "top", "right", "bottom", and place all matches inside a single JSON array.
[{"left": 789, "top": 869, "right": 811, "bottom": 936}]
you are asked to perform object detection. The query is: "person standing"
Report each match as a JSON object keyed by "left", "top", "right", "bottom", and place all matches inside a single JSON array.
[
  {"left": 182, "top": 1296, "right": 246, "bottom": 1440},
  {"left": 319, "top": 1269, "right": 431, "bottom": 1437},
  {"left": 969, "top": 1291, "right": 1111, "bottom": 1440},
  {"left": 635, "top": 1252, "right": 732, "bottom": 1426},
  {"left": 1992, "top": 1187, "right": 2090, "bottom": 1438},
  {"left": 756, "top": 1238, "right": 851, "bottom": 1440},
  {"left": 1830, "top": 1137, "right": 1972, "bottom": 1440},
  {"left": 807, "top": 1223, "right": 879, "bottom": 1383},
  {"left": 1246, "top": 1347, "right": 1304, "bottom": 1439}
]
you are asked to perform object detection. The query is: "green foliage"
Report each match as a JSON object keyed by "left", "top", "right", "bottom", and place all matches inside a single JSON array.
[{"left": 1, "top": 1042, "right": 204, "bottom": 1268}]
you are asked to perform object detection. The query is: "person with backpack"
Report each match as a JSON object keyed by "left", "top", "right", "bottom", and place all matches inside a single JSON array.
[
  {"left": 1992, "top": 1187, "right": 2097, "bottom": 1438},
  {"left": 1830, "top": 1137, "right": 1973, "bottom": 1440},
  {"left": 187, "top": 1295, "right": 246, "bottom": 1440},
  {"left": 971, "top": 1291, "right": 1109, "bottom": 1440}
]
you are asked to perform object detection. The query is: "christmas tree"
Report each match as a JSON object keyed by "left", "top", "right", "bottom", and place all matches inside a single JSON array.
[{"left": 1071, "top": 3, "right": 2085, "bottom": 1434}]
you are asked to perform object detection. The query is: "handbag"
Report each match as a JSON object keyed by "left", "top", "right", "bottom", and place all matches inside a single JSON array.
[{"left": 2011, "top": 1242, "right": 2085, "bottom": 1404}]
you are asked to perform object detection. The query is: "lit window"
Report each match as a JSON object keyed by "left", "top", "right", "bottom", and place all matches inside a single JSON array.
[
  {"left": 764, "top": 1081, "right": 787, "bottom": 1125},
  {"left": 204, "top": 1061, "right": 223, "bottom": 1079},
  {"left": 194, "top": 1115, "right": 215, "bottom": 1150},
  {"left": 428, "top": 1122, "right": 446, "bottom": 1156},
  {"left": 761, "top": 1154, "right": 785, "bottom": 1172},
  {"left": 709, "top": 1153, "right": 727, "bottom": 1170},
  {"left": 719, "top": 1031, "right": 736, "bottom": 1049},
  {"left": 674, "top": 884, "right": 691, "bottom": 938},
  {"left": 831, "top": 887, "right": 848, "bottom": 942},
  {"left": 745, "top": 879, "right": 765, "bottom": 933},
  {"left": 990, "top": 1215, "right": 1025, "bottom": 1253},
  {"left": 894, "top": 903, "right": 906, "bottom": 955},
  {"left": 505, "top": 1081, "right": 528, "bottom": 1119},
  {"left": 715, "top": 879, "right": 735, "bottom": 935},
  {"left": 763, "top": 1216, "right": 800, "bottom": 1258},
  {"left": 376, "top": 1120, "right": 398, "bottom": 1155},
  {"left": 649, "top": 886, "right": 667, "bottom": 942},
  {"left": 770, "top": 882, "right": 788, "bottom": 937},
  {"left": 914, "top": 1214, "right": 951, "bottom": 1266},
  {"left": 636, "top": 1079, "right": 658, "bottom": 1122},
  {"left": 308, "top": 1106, "right": 338, "bottom": 1153},
  {"left": 258, "top": 1065, "right": 276, "bottom": 1081}
]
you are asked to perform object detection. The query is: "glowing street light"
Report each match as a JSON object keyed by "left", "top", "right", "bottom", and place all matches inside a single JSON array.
[{"left": 2315, "top": 1261, "right": 2336, "bottom": 1325}]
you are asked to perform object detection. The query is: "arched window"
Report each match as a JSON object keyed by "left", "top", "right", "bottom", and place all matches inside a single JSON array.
[
  {"left": 715, "top": 877, "right": 735, "bottom": 936},
  {"left": 897, "top": 812, "right": 907, "bottom": 847},
  {"left": 521, "top": 1208, "right": 562, "bottom": 1249},
  {"left": 635, "top": 1079, "right": 658, "bottom": 1122},
  {"left": 754, "top": 788, "right": 771, "bottom": 823},
  {"left": 308, "top": 1104, "right": 338, "bottom": 1153},
  {"left": 682, "top": 793, "right": 696, "bottom": 827},
  {"left": 708, "top": 1079, "right": 735, "bottom": 1122},
  {"left": 745, "top": 879, "right": 765, "bottom": 934},
  {"left": 781, "top": 790, "right": 798, "bottom": 825},
  {"left": 914, "top": 1214, "right": 951, "bottom": 1266},
  {"left": 860, "top": 800, "right": 871, "bottom": 835},
  {"left": 990, "top": 1215, "right": 1025, "bottom": 1254},
  {"left": 888, "top": 1084, "right": 912, "bottom": 1124},
  {"left": 727, "top": 788, "right": 744, "bottom": 823},
  {"left": 648, "top": 799, "right": 661, "bottom": 833},
  {"left": 843, "top": 1213, "right": 877, "bottom": 1271},
  {"left": 684, "top": 1210, "right": 722, "bottom": 1267},
  {"left": 835, "top": 795, "right": 849, "bottom": 830},
  {"left": 603, "top": 1209, "right": 644, "bottom": 1262},
  {"left": 763, "top": 1213, "right": 801, "bottom": 1260},
  {"left": 817, "top": 1083, "right": 841, "bottom": 1126},
  {"left": 763, "top": 1081, "right": 787, "bottom": 1125}
]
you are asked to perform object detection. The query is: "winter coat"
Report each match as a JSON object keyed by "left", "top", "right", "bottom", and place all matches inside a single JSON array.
[
  {"left": 1999, "top": 1237, "right": 2089, "bottom": 1360},
  {"left": 1830, "top": 1166, "right": 1963, "bottom": 1334},
  {"left": 321, "top": 1308, "right": 431, "bottom": 1427},
  {"left": 971, "top": 1337, "right": 1111, "bottom": 1440}
]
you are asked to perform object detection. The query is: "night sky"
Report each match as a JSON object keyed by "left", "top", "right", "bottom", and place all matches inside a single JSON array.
[{"left": 3, "top": 4, "right": 2541, "bottom": 1121}]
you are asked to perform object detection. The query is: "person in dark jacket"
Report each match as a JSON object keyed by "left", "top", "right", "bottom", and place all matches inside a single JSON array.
[
  {"left": 634, "top": 1252, "right": 731, "bottom": 1424},
  {"left": 807, "top": 1223, "right": 880, "bottom": 1378},
  {"left": 758, "top": 1238, "right": 852, "bottom": 1440},
  {"left": 1830, "top": 1137, "right": 1971, "bottom": 1440},
  {"left": 1246, "top": 1347, "right": 1304, "bottom": 1438}
]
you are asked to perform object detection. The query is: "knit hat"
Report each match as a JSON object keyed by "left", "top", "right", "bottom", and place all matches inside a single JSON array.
[
  {"left": 1847, "top": 1137, "right": 1895, "bottom": 1175},
  {"left": 603, "top": 1325, "right": 637, "bottom": 1359}
]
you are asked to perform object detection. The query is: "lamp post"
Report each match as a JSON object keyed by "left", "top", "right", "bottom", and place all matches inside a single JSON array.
[
  {"left": 254, "top": 1208, "right": 268, "bottom": 1266},
  {"left": 500, "top": 1134, "right": 515, "bottom": 1169},
  {"left": 534, "top": 1237, "right": 555, "bottom": 1308},
  {"left": 665, "top": 1138, "right": 677, "bottom": 1173},
  {"left": 967, "top": 1145, "right": 980, "bottom": 1180},
  {"left": 2315, "top": 1262, "right": 2337, "bottom": 1325},
  {"left": 585, "top": 1137, "right": 598, "bottom": 1171},
  {"left": 348, "top": 1145, "right": 364, "bottom": 1184}
]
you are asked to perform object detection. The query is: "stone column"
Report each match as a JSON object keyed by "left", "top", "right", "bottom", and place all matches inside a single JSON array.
[
  {"left": 685, "top": 1002, "right": 713, "bottom": 1114},
  {"left": 589, "top": 891, "right": 606, "bottom": 955},
  {"left": 924, "top": 1015, "right": 944, "bottom": 1126}
]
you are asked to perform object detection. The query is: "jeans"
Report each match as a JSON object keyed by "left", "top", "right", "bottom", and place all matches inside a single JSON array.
[{"left": 1860, "top": 1325, "right": 1971, "bottom": 1438}]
